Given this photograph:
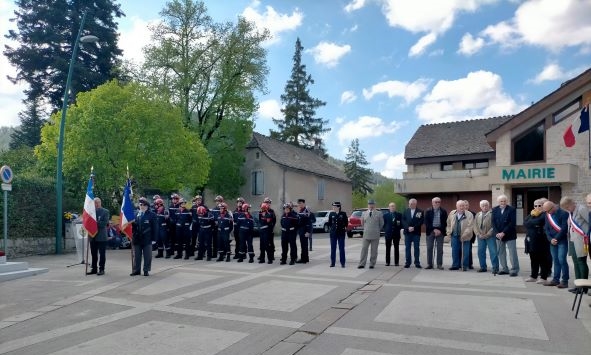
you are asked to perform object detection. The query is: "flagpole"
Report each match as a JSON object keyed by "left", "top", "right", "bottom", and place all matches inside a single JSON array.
[
  {"left": 85, "top": 167, "right": 94, "bottom": 275},
  {"left": 127, "top": 165, "right": 135, "bottom": 273}
]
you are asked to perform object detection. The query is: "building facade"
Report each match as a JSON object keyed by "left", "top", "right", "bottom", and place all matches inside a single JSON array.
[{"left": 399, "top": 68, "right": 591, "bottom": 230}]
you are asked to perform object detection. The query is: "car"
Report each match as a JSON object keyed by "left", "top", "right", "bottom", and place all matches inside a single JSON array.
[
  {"left": 346, "top": 208, "right": 391, "bottom": 238},
  {"left": 313, "top": 210, "right": 331, "bottom": 233}
]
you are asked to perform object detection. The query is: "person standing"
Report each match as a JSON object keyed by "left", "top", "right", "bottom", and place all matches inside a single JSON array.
[
  {"left": 131, "top": 197, "right": 157, "bottom": 276},
  {"left": 153, "top": 198, "right": 169, "bottom": 258},
  {"left": 542, "top": 200, "right": 569, "bottom": 288},
  {"left": 473, "top": 200, "right": 498, "bottom": 273},
  {"left": 523, "top": 198, "right": 551, "bottom": 282},
  {"left": 233, "top": 197, "right": 245, "bottom": 259},
  {"left": 258, "top": 202, "right": 274, "bottom": 264},
  {"left": 446, "top": 200, "right": 474, "bottom": 271},
  {"left": 237, "top": 203, "right": 255, "bottom": 263},
  {"left": 296, "top": 199, "right": 313, "bottom": 264},
  {"left": 358, "top": 199, "right": 384, "bottom": 269},
  {"left": 327, "top": 201, "right": 348, "bottom": 267},
  {"left": 491, "top": 195, "right": 519, "bottom": 276},
  {"left": 280, "top": 203, "right": 299, "bottom": 265},
  {"left": 216, "top": 203, "right": 233, "bottom": 262},
  {"left": 402, "top": 198, "right": 424, "bottom": 268},
  {"left": 425, "top": 197, "right": 447, "bottom": 270},
  {"left": 87, "top": 197, "right": 110, "bottom": 276},
  {"left": 560, "top": 197, "right": 589, "bottom": 292},
  {"left": 195, "top": 206, "right": 215, "bottom": 261},
  {"left": 263, "top": 197, "right": 277, "bottom": 261},
  {"left": 167, "top": 194, "right": 181, "bottom": 259},
  {"left": 383, "top": 202, "right": 402, "bottom": 266}
]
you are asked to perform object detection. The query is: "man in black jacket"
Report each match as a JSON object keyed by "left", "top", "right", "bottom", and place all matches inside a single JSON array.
[
  {"left": 383, "top": 202, "right": 402, "bottom": 266},
  {"left": 131, "top": 197, "right": 158, "bottom": 276},
  {"left": 425, "top": 197, "right": 447, "bottom": 270},
  {"left": 402, "top": 198, "right": 424, "bottom": 268},
  {"left": 491, "top": 195, "right": 519, "bottom": 276},
  {"left": 87, "top": 198, "right": 110, "bottom": 276}
]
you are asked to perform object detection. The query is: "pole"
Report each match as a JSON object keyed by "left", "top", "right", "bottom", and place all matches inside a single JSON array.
[
  {"left": 3, "top": 190, "right": 7, "bottom": 254},
  {"left": 55, "top": 11, "right": 88, "bottom": 254}
]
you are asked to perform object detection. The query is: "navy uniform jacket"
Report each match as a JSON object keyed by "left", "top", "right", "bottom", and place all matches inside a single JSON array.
[
  {"left": 297, "top": 207, "right": 314, "bottom": 235},
  {"left": 544, "top": 208, "right": 569, "bottom": 243},
  {"left": 238, "top": 212, "right": 255, "bottom": 234},
  {"left": 491, "top": 205, "right": 517, "bottom": 241},
  {"left": 168, "top": 202, "right": 181, "bottom": 227},
  {"left": 217, "top": 212, "right": 233, "bottom": 234},
  {"left": 281, "top": 211, "right": 299, "bottom": 237},
  {"left": 402, "top": 208, "right": 424, "bottom": 236},
  {"left": 425, "top": 208, "right": 448, "bottom": 236},
  {"left": 198, "top": 212, "right": 215, "bottom": 235},
  {"left": 132, "top": 209, "right": 158, "bottom": 246},
  {"left": 327, "top": 211, "right": 348, "bottom": 235},
  {"left": 383, "top": 210, "right": 402, "bottom": 239},
  {"left": 95, "top": 207, "right": 111, "bottom": 242},
  {"left": 259, "top": 210, "right": 274, "bottom": 234}
]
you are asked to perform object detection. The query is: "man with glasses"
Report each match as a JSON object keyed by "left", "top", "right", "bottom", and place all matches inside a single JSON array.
[{"left": 425, "top": 197, "right": 447, "bottom": 270}]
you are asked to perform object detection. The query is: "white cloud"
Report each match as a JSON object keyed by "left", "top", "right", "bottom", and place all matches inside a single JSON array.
[
  {"left": 380, "top": 153, "right": 407, "bottom": 179},
  {"left": 530, "top": 63, "right": 588, "bottom": 84},
  {"left": 337, "top": 116, "right": 402, "bottom": 143},
  {"left": 306, "top": 42, "right": 351, "bottom": 68},
  {"left": 335, "top": 117, "right": 345, "bottom": 124},
  {"left": 344, "top": 0, "right": 367, "bottom": 13},
  {"left": 416, "top": 70, "right": 524, "bottom": 123},
  {"left": 362, "top": 78, "right": 430, "bottom": 104},
  {"left": 257, "top": 99, "right": 282, "bottom": 120},
  {"left": 379, "top": 0, "right": 499, "bottom": 56},
  {"left": 242, "top": 1, "right": 303, "bottom": 46},
  {"left": 372, "top": 152, "right": 389, "bottom": 162},
  {"left": 340, "top": 90, "right": 357, "bottom": 105},
  {"left": 457, "top": 33, "right": 485, "bottom": 56},
  {"left": 118, "top": 16, "right": 156, "bottom": 64}
]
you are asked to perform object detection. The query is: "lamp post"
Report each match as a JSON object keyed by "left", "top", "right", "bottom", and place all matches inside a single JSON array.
[{"left": 55, "top": 11, "right": 98, "bottom": 254}]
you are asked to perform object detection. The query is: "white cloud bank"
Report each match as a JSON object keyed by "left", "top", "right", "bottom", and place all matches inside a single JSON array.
[
  {"left": 257, "top": 99, "right": 283, "bottom": 120},
  {"left": 306, "top": 41, "right": 351, "bottom": 68},
  {"left": 337, "top": 116, "right": 403, "bottom": 143},
  {"left": 242, "top": 0, "right": 303, "bottom": 46},
  {"left": 530, "top": 63, "right": 588, "bottom": 84},
  {"left": 340, "top": 90, "right": 357, "bottom": 105},
  {"left": 362, "top": 78, "right": 430, "bottom": 104}
]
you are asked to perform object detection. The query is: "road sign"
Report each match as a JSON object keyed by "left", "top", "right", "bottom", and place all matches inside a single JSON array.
[
  {"left": 1, "top": 183, "right": 12, "bottom": 191},
  {"left": 0, "top": 165, "right": 13, "bottom": 184}
]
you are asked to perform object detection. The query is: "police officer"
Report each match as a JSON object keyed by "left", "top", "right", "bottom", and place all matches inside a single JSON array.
[
  {"left": 131, "top": 197, "right": 158, "bottom": 276},
  {"left": 263, "top": 197, "right": 277, "bottom": 261},
  {"left": 296, "top": 199, "right": 313, "bottom": 264},
  {"left": 237, "top": 203, "right": 255, "bottom": 263},
  {"left": 196, "top": 206, "right": 215, "bottom": 260},
  {"left": 233, "top": 197, "right": 245, "bottom": 258},
  {"left": 328, "top": 202, "right": 348, "bottom": 268},
  {"left": 216, "top": 203, "right": 233, "bottom": 262},
  {"left": 153, "top": 198, "right": 169, "bottom": 258},
  {"left": 280, "top": 203, "right": 299, "bottom": 265},
  {"left": 258, "top": 202, "right": 274, "bottom": 264},
  {"left": 167, "top": 193, "right": 181, "bottom": 259}
]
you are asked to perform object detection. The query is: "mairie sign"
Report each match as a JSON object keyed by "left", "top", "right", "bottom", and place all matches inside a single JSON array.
[{"left": 501, "top": 167, "right": 555, "bottom": 181}]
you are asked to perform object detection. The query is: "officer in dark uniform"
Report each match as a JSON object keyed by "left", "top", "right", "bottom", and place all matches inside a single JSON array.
[
  {"left": 190, "top": 195, "right": 207, "bottom": 258},
  {"left": 280, "top": 203, "right": 299, "bottom": 265},
  {"left": 210, "top": 195, "right": 224, "bottom": 257},
  {"left": 258, "top": 202, "right": 274, "bottom": 264},
  {"left": 237, "top": 203, "right": 255, "bottom": 263},
  {"left": 131, "top": 197, "right": 158, "bottom": 276},
  {"left": 167, "top": 193, "right": 181, "bottom": 259},
  {"left": 196, "top": 206, "right": 215, "bottom": 260},
  {"left": 216, "top": 202, "right": 233, "bottom": 262},
  {"left": 153, "top": 198, "right": 169, "bottom": 258},
  {"left": 327, "top": 201, "right": 348, "bottom": 267},
  {"left": 296, "top": 199, "right": 313, "bottom": 263},
  {"left": 233, "top": 197, "right": 245, "bottom": 258},
  {"left": 383, "top": 202, "right": 403, "bottom": 266},
  {"left": 263, "top": 197, "right": 277, "bottom": 261},
  {"left": 175, "top": 199, "right": 192, "bottom": 259}
]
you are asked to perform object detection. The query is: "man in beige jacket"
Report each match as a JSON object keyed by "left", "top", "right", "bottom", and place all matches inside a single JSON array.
[
  {"left": 473, "top": 200, "right": 497, "bottom": 273},
  {"left": 358, "top": 199, "right": 384, "bottom": 269},
  {"left": 446, "top": 200, "right": 474, "bottom": 271}
]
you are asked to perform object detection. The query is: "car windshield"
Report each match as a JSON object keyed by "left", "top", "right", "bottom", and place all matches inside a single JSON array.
[
  {"left": 352, "top": 210, "right": 363, "bottom": 217},
  {"left": 315, "top": 211, "right": 328, "bottom": 218}
]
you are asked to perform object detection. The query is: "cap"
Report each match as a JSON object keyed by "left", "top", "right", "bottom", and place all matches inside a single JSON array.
[
  {"left": 139, "top": 197, "right": 149, "bottom": 206},
  {"left": 297, "top": 198, "right": 305, "bottom": 203},
  {"left": 263, "top": 197, "right": 272, "bottom": 203},
  {"left": 282, "top": 203, "right": 292, "bottom": 209},
  {"left": 367, "top": 199, "right": 376, "bottom": 205},
  {"left": 331, "top": 201, "right": 341, "bottom": 207}
]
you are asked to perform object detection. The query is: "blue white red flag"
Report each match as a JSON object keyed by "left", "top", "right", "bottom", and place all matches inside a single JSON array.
[
  {"left": 82, "top": 174, "right": 98, "bottom": 237},
  {"left": 120, "top": 178, "right": 134, "bottom": 240},
  {"left": 569, "top": 213, "right": 586, "bottom": 237},
  {"left": 546, "top": 213, "right": 561, "bottom": 233}
]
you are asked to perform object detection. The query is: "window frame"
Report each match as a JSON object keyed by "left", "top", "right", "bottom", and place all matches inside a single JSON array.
[
  {"left": 251, "top": 170, "right": 264, "bottom": 196},
  {"left": 512, "top": 120, "right": 546, "bottom": 164},
  {"left": 553, "top": 97, "right": 581, "bottom": 124}
]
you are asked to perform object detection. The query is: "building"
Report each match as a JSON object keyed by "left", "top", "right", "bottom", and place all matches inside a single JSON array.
[
  {"left": 399, "top": 67, "right": 591, "bottom": 230},
  {"left": 240, "top": 132, "right": 352, "bottom": 214}
]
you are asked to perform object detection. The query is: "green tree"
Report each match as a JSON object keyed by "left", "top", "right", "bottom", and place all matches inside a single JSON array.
[
  {"left": 4, "top": 0, "right": 124, "bottom": 110},
  {"left": 35, "top": 80, "right": 210, "bottom": 206},
  {"left": 9, "top": 98, "right": 46, "bottom": 149},
  {"left": 270, "top": 37, "right": 329, "bottom": 154},
  {"left": 344, "top": 139, "right": 374, "bottom": 196}
]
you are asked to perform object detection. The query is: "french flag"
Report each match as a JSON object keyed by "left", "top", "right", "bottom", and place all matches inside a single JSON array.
[
  {"left": 82, "top": 174, "right": 98, "bottom": 237},
  {"left": 120, "top": 178, "right": 134, "bottom": 240}
]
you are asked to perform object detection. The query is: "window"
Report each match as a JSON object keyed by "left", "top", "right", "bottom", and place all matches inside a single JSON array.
[
  {"left": 251, "top": 171, "right": 264, "bottom": 195},
  {"left": 317, "top": 179, "right": 325, "bottom": 200},
  {"left": 255, "top": 152, "right": 260, "bottom": 159},
  {"left": 553, "top": 98, "right": 581, "bottom": 124},
  {"left": 513, "top": 121, "right": 545, "bottom": 163},
  {"left": 463, "top": 160, "right": 489, "bottom": 169},
  {"left": 441, "top": 163, "right": 453, "bottom": 171}
]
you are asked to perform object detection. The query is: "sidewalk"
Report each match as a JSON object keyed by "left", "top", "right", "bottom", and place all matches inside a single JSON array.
[{"left": 1, "top": 235, "right": 590, "bottom": 355}]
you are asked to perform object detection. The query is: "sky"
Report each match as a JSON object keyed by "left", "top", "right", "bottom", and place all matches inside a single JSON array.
[{"left": 1, "top": 0, "right": 591, "bottom": 178}]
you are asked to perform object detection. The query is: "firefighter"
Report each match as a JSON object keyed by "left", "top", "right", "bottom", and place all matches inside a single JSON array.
[
  {"left": 237, "top": 203, "right": 255, "bottom": 263},
  {"left": 196, "top": 206, "right": 215, "bottom": 260},
  {"left": 233, "top": 197, "right": 245, "bottom": 259},
  {"left": 153, "top": 198, "right": 169, "bottom": 258},
  {"left": 263, "top": 197, "right": 277, "bottom": 261},
  {"left": 258, "top": 202, "right": 274, "bottom": 264},
  {"left": 167, "top": 193, "right": 182, "bottom": 259},
  {"left": 280, "top": 203, "right": 299, "bottom": 265},
  {"left": 216, "top": 203, "right": 234, "bottom": 262}
]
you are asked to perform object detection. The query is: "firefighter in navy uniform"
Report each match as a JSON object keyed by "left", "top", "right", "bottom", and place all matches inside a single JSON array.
[
  {"left": 263, "top": 197, "right": 277, "bottom": 261},
  {"left": 258, "top": 203, "right": 274, "bottom": 264},
  {"left": 210, "top": 195, "right": 224, "bottom": 257},
  {"left": 167, "top": 194, "right": 182, "bottom": 259},
  {"left": 237, "top": 203, "right": 255, "bottom": 263},
  {"left": 280, "top": 203, "right": 300, "bottom": 265},
  {"left": 233, "top": 197, "right": 245, "bottom": 259},
  {"left": 216, "top": 203, "right": 234, "bottom": 262},
  {"left": 153, "top": 198, "right": 169, "bottom": 258},
  {"left": 296, "top": 199, "right": 313, "bottom": 263},
  {"left": 196, "top": 206, "right": 215, "bottom": 260},
  {"left": 173, "top": 199, "right": 191, "bottom": 259},
  {"left": 190, "top": 195, "right": 207, "bottom": 258}
]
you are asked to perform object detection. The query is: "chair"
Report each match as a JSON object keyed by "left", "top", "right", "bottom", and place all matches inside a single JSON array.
[{"left": 571, "top": 279, "right": 591, "bottom": 319}]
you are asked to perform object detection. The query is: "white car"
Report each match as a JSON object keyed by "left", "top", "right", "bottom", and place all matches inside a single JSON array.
[{"left": 313, "top": 210, "right": 331, "bottom": 233}]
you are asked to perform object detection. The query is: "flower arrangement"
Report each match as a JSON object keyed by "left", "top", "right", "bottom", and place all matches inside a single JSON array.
[{"left": 63, "top": 212, "right": 78, "bottom": 222}]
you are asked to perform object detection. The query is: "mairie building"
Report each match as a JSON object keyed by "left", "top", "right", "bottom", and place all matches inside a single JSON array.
[{"left": 397, "top": 67, "right": 591, "bottom": 231}]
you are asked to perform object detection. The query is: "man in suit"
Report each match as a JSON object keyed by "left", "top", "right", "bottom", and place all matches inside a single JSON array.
[
  {"left": 131, "top": 197, "right": 158, "bottom": 276},
  {"left": 491, "top": 194, "right": 519, "bottom": 276},
  {"left": 543, "top": 200, "right": 570, "bottom": 288},
  {"left": 559, "top": 196, "right": 588, "bottom": 291},
  {"left": 402, "top": 198, "right": 424, "bottom": 268},
  {"left": 358, "top": 199, "right": 384, "bottom": 269},
  {"left": 383, "top": 202, "right": 402, "bottom": 266},
  {"left": 87, "top": 198, "right": 110, "bottom": 276},
  {"left": 424, "top": 197, "right": 447, "bottom": 270}
]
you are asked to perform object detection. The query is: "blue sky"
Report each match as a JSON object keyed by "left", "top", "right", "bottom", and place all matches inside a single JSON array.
[{"left": 2, "top": 0, "right": 591, "bottom": 178}]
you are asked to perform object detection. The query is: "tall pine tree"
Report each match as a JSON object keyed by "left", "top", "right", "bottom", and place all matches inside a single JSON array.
[
  {"left": 4, "top": 0, "right": 124, "bottom": 111},
  {"left": 9, "top": 97, "right": 46, "bottom": 149},
  {"left": 271, "top": 38, "right": 329, "bottom": 154},
  {"left": 344, "top": 139, "right": 374, "bottom": 196}
]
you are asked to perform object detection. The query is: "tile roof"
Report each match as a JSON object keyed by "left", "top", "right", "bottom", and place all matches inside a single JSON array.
[
  {"left": 405, "top": 116, "right": 513, "bottom": 159},
  {"left": 247, "top": 132, "right": 350, "bottom": 182}
]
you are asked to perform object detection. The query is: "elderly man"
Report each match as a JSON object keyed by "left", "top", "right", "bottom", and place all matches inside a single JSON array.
[
  {"left": 560, "top": 197, "right": 589, "bottom": 292},
  {"left": 491, "top": 195, "right": 519, "bottom": 276},
  {"left": 425, "top": 197, "right": 447, "bottom": 270},
  {"left": 473, "top": 200, "right": 497, "bottom": 273},
  {"left": 383, "top": 202, "right": 402, "bottom": 266},
  {"left": 543, "top": 200, "right": 570, "bottom": 288},
  {"left": 402, "top": 198, "right": 424, "bottom": 268},
  {"left": 358, "top": 199, "right": 384, "bottom": 269},
  {"left": 446, "top": 200, "right": 474, "bottom": 271},
  {"left": 87, "top": 198, "right": 110, "bottom": 276}
]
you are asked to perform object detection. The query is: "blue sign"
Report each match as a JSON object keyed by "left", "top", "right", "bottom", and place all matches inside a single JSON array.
[{"left": 0, "top": 165, "right": 13, "bottom": 184}]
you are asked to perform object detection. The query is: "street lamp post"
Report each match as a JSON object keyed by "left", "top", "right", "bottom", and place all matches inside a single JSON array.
[{"left": 55, "top": 11, "right": 98, "bottom": 254}]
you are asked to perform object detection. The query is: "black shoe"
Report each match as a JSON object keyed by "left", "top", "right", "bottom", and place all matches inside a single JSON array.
[
  {"left": 568, "top": 288, "right": 577, "bottom": 294},
  {"left": 394, "top": 264, "right": 399, "bottom": 266},
  {"left": 130, "top": 271, "right": 140, "bottom": 276},
  {"left": 267, "top": 260, "right": 273, "bottom": 264},
  {"left": 289, "top": 260, "right": 295, "bottom": 265},
  {"left": 341, "top": 264, "right": 345, "bottom": 268},
  {"left": 97, "top": 270, "right": 104, "bottom": 276},
  {"left": 510, "top": 273, "right": 518, "bottom": 277},
  {"left": 143, "top": 271, "right": 149, "bottom": 276},
  {"left": 437, "top": 266, "right": 444, "bottom": 270},
  {"left": 173, "top": 254, "right": 182, "bottom": 259},
  {"left": 259, "top": 259, "right": 265, "bottom": 263},
  {"left": 237, "top": 258, "right": 244, "bottom": 263},
  {"left": 155, "top": 250, "right": 164, "bottom": 258},
  {"left": 248, "top": 256, "right": 254, "bottom": 263},
  {"left": 358, "top": 265, "right": 365, "bottom": 269},
  {"left": 369, "top": 265, "right": 375, "bottom": 269},
  {"left": 184, "top": 255, "right": 190, "bottom": 260},
  {"left": 226, "top": 254, "right": 231, "bottom": 262},
  {"left": 404, "top": 264, "right": 410, "bottom": 268},
  {"left": 385, "top": 263, "right": 390, "bottom": 266},
  {"left": 462, "top": 267, "right": 467, "bottom": 271},
  {"left": 195, "top": 256, "right": 203, "bottom": 260},
  {"left": 296, "top": 259, "right": 308, "bottom": 264},
  {"left": 498, "top": 271, "right": 509, "bottom": 275},
  {"left": 280, "top": 260, "right": 287, "bottom": 265},
  {"left": 233, "top": 254, "right": 240, "bottom": 259},
  {"left": 330, "top": 264, "right": 335, "bottom": 267},
  {"left": 425, "top": 265, "right": 433, "bottom": 270},
  {"left": 449, "top": 267, "right": 459, "bottom": 270},
  {"left": 165, "top": 250, "right": 172, "bottom": 259},
  {"left": 469, "top": 266, "right": 474, "bottom": 270},
  {"left": 477, "top": 268, "right": 487, "bottom": 273},
  {"left": 415, "top": 264, "right": 422, "bottom": 269}
]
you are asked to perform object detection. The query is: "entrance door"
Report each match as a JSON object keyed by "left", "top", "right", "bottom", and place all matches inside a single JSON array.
[{"left": 512, "top": 186, "right": 561, "bottom": 232}]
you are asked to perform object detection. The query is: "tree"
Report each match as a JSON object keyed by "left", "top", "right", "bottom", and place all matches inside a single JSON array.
[
  {"left": 9, "top": 98, "right": 46, "bottom": 149},
  {"left": 344, "top": 139, "right": 374, "bottom": 196},
  {"left": 271, "top": 38, "right": 329, "bottom": 154},
  {"left": 35, "top": 80, "right": 210, "bottom": 205},
  {"left": 4, "top": 0, "right": 124, "bottom": 111}
]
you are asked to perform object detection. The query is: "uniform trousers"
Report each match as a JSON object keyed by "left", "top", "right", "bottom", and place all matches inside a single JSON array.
[
  {"left": 197, "top": 229, "right": 213, "bottom": 258},
  {"left": 238, "top": 229, "right": 254, "bottom": 258},
  {"left": 359, "top": 238, "right": 379, "bottom": 267},
  {"left": 298, "top": 230, "right": 309, "bottom": 262},
  {"left": 133, "top": 243, "right": 152, "bottom": 273},
  {"left": 156, "top": 224, "right": 169, "bottom": 251},
  {"left": 330, "top": 230, "right": 346, "bottom": 267},
  {"left": 385, "top": 234, "right": 400, "bottom": 265},
  {"left": 217, "top": 230, "right": 231, "bottom": 256},
  {"left": 258, "top": 227, "right": 273, "bottom": 261},
  {"left": 281, "top": 231, "right": 298, "bottom": 262}
]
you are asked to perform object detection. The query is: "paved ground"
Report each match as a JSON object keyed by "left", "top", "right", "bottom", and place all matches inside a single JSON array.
[{"left": 1, "top": 234, "right": 591, "bottom": 355}]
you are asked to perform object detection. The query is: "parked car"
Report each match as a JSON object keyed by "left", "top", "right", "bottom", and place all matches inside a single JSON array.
[
  {"left": 346, "top": 208, "right": 390, "bottom": 238},
  {"left": 313, "top": 210, "right": 331, "bottom": 233}
]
